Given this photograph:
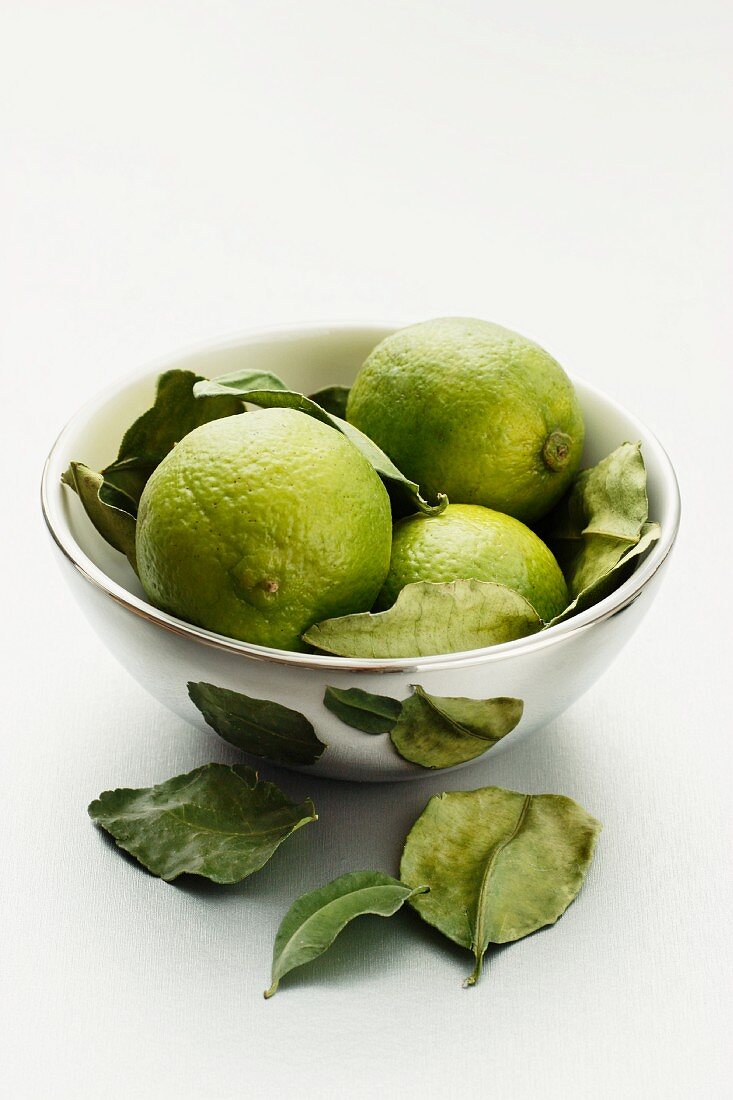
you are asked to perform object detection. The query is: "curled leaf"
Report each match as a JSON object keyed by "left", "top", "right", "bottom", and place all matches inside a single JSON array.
[
  {"left": 62, "top": 462, "right": 138, "bottom": 572},
  {"left": 323, "top": 686, "right": 402, "bottom": 734},
  {"left": 390, "top": 688, "right": 523, "bottom": 768},
  {"left": 193, "top": 369, "right": 446, "bottom": 516},
  {"left": 102, "top": 369, "right": 243, "bottom": 505},
  {"left": 544, "top": 442, "right": 648, "bottom": 599},
  {"left": 188, "top": 681, "right": 326, "bottom": 766},
  {"left": 308, "top": 385, "right": 350, "bottom": 418},
  {"left": 303, "top": 580, "right": 543, "bottom": 659},
  {"left": 88, "top": 763, "right": 317, "bottom": 883},
  {"left": 549, "top": 522, "right": 661, "bottom": 625},
  {"left": 400, "top": 786, "right": 601, "bottom": 986},
  {"left": 265, "top": 871, "right": 428, "bottom": 998}
]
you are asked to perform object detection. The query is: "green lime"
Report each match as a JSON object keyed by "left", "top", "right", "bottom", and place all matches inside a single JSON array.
[
  {"left": 346, "top": 317, "right": 585, "bottom": 523},
  {"left": 377, "top": 503, "right": 568, "bottom": 622},
  {"left": 136, "top": 408, "right": 392, "bottom": 651}
]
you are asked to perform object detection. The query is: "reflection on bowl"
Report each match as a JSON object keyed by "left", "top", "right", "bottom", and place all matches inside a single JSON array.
[{"left": 41, "top": 323, "right": 680, "bottom": 781}]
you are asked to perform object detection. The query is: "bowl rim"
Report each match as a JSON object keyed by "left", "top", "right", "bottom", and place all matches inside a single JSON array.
[{"left": 40, "top": 319, "right": 681, "bottom": 674}]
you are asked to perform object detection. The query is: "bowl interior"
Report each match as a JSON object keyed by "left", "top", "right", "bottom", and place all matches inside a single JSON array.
[{"left": 43, "top": 323, "right": 679, "bottom": 654}]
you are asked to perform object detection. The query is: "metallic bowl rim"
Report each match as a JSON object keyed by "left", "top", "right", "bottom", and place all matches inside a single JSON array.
[{"left": 40, "top": 320, "right": 681, "bottom": 674}]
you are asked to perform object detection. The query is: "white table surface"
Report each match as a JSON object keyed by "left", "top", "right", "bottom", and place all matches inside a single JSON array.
[{"left": 2, "top": 3, "right": 732, "bottom": 1097}]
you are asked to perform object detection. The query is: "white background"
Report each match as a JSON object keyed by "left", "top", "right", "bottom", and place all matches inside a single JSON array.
[{"left": 2, "top": 3, "right": 732, "bottom": 1097}]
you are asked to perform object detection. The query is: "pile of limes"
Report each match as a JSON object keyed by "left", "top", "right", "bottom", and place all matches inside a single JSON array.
[{"left": 136, "top": 318, "right": 584, "bottom": 651}]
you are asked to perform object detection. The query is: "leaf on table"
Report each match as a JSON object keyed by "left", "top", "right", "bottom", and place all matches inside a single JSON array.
[
  {"left": 188, "top": 681, "right": 326, "bottom": 766},
  {"left": 102, "top": 369, "right": 243, "bottom": 505},
  {"left": 61, "top": 461, "right": 138, "bottom": 572},
  {"left": 400, "top": 786, "right": 601, "bottom": 986},
  {"left": 390, "top": 687, "right": 523, "bottom": 768},
  {"left": 303, "top": 580, "right": 543, "bottom": 658},
  {"left": 323, "top": 686, "right": 403, "bottom": 734},
  {"left": 308, "top": 385, "right": 350, "bottom": 419},
  {"left": 549, "top": 522, "right": 661, "bottom": 625},
  {"left": 264, "top": 871, "right": 428, "bottom": 997},
  {"left": 543, "top": 442, "right": 649, "bottom": 599},
  {"left": 193, "top": 369, "right": 446, "bottom": 516},
  {"left": 88, "top": 763, "right": 317, "bottom": 884}
]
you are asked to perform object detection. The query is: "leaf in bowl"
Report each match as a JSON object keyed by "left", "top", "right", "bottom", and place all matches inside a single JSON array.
[
  {"left": 323, "top": 686, "right": 403, "bottom": 734},
  {"left": 193, "top": 369, "right": 446, "bottom": 516},
  {"left": 303, "top": 580, "right": 543, "bottom": 658},
  {"left": 264, "top": 871, "right": 428, "bottom": 998},
  {"left": 88, "top": 763, "right": 317, "bottom": 883},
  {"left": 102, "top": 369, "right": 243, "bottom": 505},
  {"left": 390, "top": 688, "right": 523, "bottom": 769},
  {"left": 61, "top": 462, "right": 138, "bottom": 572},
  {"left": 549, "top": 522, "right": 661, "bottom": 625},
  {"left": 400, "top": 786, "right": 601, "bottom": 986},
  {"left": 544, "top": 441, "right": 649, "bottom": 599},
  {"left": 188, "top": 681, "right": 326, "bottom": 766},
  {"left": 308, "top": 385, "right": 350, "bottom": 418}
]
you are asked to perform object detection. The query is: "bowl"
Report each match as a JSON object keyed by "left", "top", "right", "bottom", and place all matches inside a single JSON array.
[{"left": 41, "top": 322, "right": 681, "bottom": 781}]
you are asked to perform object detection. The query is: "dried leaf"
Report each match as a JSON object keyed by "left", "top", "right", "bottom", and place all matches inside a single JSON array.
[
  {"left": 61, "top": 461, "right": 138, "bottom": 572},
  {"left": 102, "top": 369, "right": 243, "bottom": 505},
  {"left": 89, "top": 764, "right": 317, "bottom": 883},
  {"left": 390, "top": 688, "right": 523, "bottom": 768},
  {"left": 193, "top": 369, "right": 446, "bottom": 516},
  {"left": 308, "top": 385, "right": 350, "bottom": 418},
  {"left": 544, "top": 442, "right": 648, "bottom": 599},
  {"left": 265, "top": 871, "right": 427, "bottom": 997},
  {"left": 549, "top": 522, "right": 661, "bottom": 625},
  {"left": 303, "top": 580, "right": 543, "bottom": 658},
  {"left": 323, "top": 686, "right": 402, "bottom": 734},
  {"left": 188, "top": 681, "right": 326, "bottom": 766},
  {"left": 400, "top": 786, "right": 601, "bottom": 986}
]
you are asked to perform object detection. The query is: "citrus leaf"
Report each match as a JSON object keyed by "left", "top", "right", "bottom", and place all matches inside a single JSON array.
[
  {"left": 400, "top": 786, "right": 601, "bottom": 986},
  {"left": 193, "top": 370, "right": 446, "bottom": 516},
  {"left": 308, "top": 385, "right": 350, "bottom": 418},
  {"left": 549, "top": 522, "right": 661, "bottom": 625},
  {"left": 543, "top": 442, "right": 649, "bottom": 599},
  {"left": 88, "top": 763, "right": 317, "bottom": 884},
  {"left": 323, "top": 686, "right": 402, "bottom": 734},
  {"left": 264, "top": 871, "right": 428, "bottom": 998},
  {"left": 61, "top": 461, "right": 138, "bottom": 572},
  {"left": 188, "top": 681, "right": 326, "bottom": 766},
  {"left": 390, "top": 688, "right": 523, "bottom": 768},
  {"left": 102, "top": 369, "right": 243, "bottom": 505},
  {"left": 303, "top": 579, "right": 543, "bottom": 658}
]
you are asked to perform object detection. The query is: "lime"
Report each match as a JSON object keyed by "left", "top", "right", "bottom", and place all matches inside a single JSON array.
[
  {"left": 136, "top": 408, "right": 392, "bottom": 651},
  {"left": 377, "top": 503, "right": 568, "bottom": 622},
  {"left": 346, "top": 317, "right": 585, "bottom": 523}
]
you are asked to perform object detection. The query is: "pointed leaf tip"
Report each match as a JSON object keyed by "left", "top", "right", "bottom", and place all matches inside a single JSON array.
[{"left": 265, "top": 871, "right": 427, "bottom": 996}]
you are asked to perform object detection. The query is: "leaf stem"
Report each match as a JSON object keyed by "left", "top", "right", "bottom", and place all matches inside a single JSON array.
[{"left": 463, "top": 949, "right": 485, "bottom": 988}]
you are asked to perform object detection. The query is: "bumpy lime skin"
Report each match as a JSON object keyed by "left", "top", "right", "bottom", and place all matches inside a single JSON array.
[
  {"left": 346, "top": 317, "right": 585, "bottom": 524},
  {"left": 377, "top": 503, "right": 568, "bottom": 623},
  {"left": 136, "top": 408, "right": 393, "bottom": 651}
]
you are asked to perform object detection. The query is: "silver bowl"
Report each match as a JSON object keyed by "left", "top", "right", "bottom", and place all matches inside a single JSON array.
[{"left": 41, "top": 322, "right": 681, "bottom": 781}]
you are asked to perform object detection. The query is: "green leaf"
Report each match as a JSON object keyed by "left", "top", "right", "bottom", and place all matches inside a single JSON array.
[
  {"left": 188, "top": 681, "right": 326, "bottom": 766},
  {"left": 549, "top": 522, "right": 661, "bottom": 625},
  {"left": 193, "top": 369, "right": 446, "bottom": 516},
  {"left": 543, "top": 442, "right": 649, "bottom": 599},
  {"left": 264, "top": 871, "right": 428, "bottom": 998},
  {"left": 323, "top": 686, "right": 403, "bottom": 734},
  {"left": 61, "top": 461, "right": 138, "bottom": 572},
  {"left": 400, "top": 786, "right": 601, "bottom": 986},
  {"left": 102, "top": 369, "right": 243, "bottom": 505},
  {"left": 390, "top": 688, "right": 524, "bottom": 768},
  {"left": 303, "top": 579, "right": 543, "bottom": 658},
  {"left": 308, "top": 385, "right": 350, "bottom": 418},
  {"left": 88, "top": 763, "right": 317, "bottom": 884}
]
